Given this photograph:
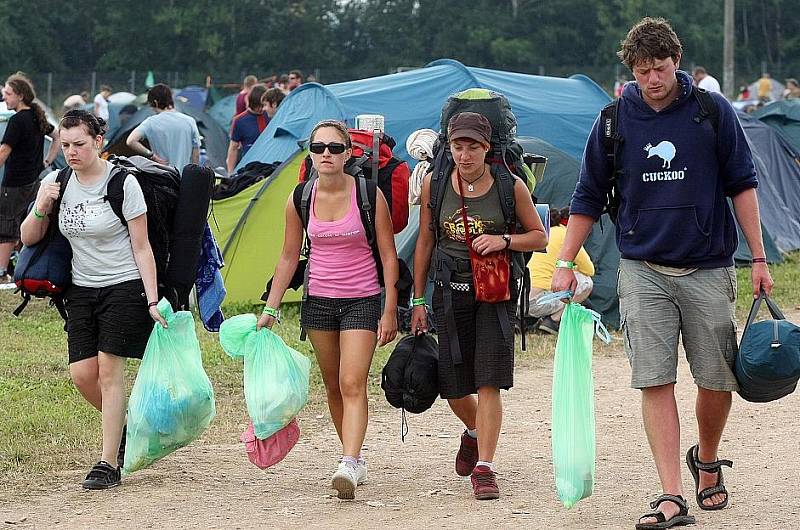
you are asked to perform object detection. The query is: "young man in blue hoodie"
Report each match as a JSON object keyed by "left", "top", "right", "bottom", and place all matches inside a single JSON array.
[{"left": 552, "top": 17, "right": 774, "bottom": 529}]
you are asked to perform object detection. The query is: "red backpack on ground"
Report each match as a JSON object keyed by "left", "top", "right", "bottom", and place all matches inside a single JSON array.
[{"left": 298, "top": 128, "right": 410, "bottom": 234}]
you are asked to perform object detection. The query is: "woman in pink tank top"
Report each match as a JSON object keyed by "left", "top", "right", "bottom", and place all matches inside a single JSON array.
[{"left": 259, "top": 120, "right": 399, "bottom": 500}]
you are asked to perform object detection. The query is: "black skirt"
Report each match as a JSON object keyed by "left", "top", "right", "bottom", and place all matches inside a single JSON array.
[{"left": 432, "top": 284, "right": 517, "bottom": 399}]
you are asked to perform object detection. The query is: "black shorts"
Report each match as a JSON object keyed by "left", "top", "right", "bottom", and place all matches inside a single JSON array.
[
  {"left": 64, "top": 279, "right": 153, "bottom": 364},
  {"left": 0, "top": 181, "right": 39, "bottom": 243},
  {"left": 432, "top": 284, "right": 517, "bottom": 399},
  {"left": 301, "top": 294, "right": 382, "bottom": 333}
]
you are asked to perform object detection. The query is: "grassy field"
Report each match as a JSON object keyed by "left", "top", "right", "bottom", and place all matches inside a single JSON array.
[{"left": 0, "top": 252, "right": 797, "bottom": 495}]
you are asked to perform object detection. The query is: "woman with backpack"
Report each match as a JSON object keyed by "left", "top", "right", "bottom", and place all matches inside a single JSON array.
[
  {"left": 0, "top": 72, "right": 61, "bottom": 283},
  {"left": 20, "top": 109, "right": 166, "bottom": 489},
  {"left": 410, "top": 112, "right": 547, "bottom": 500},
  {"left": 258, "top": 120, "right": 399, "bottom": 500}
]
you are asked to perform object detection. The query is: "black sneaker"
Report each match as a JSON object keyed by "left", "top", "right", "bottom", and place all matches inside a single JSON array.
[
  {"left": 117, "top": 425, "right": 127, "bottom": 469},
  {"left": 538, "top": 316, "right": 561, "bottom": 335},
  {"left": 81, "top": 461, "right": 121, "bottom": 490}
]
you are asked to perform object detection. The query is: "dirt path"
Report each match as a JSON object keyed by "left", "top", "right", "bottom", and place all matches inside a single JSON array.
[{"left": 2, "top": 351, "right": 800, "bottom": 529}]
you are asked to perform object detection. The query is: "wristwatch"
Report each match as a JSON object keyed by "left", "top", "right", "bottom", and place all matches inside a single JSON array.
[{"left": 502, "top": 234, "right": 511, "bottom": 249}]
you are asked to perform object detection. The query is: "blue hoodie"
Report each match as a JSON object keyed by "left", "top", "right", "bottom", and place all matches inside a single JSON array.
[{"left": 571, "top": 70, "right": 757, "bottom": 268}]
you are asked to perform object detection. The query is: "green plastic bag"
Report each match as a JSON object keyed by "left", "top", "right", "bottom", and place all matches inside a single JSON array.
[
  {"left": 124, "top": 299, "right": 216, "bottom": 473},
  {"left": 551, "top": 302, "right": 610, "bottom": 508},
  {"left": 219, "top": 314, "right": 311, "bottom": 440}
]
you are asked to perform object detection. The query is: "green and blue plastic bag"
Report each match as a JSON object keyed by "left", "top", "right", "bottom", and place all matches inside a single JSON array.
[
  {"left": 550, "top": 301, "right": 610, "bottom": 508},
  {"left": 219, "top": 314, "right": 311, "bottom": 439},
  {"left": 124, "top": 299, "right": 216, "bottom": 473}
]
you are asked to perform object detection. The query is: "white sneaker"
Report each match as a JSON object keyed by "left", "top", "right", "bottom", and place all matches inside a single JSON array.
[
  {"left": 331, "top": 462, "right": 358, "bottom": 499},
  {"left": 355, "top": 460, "right": 368, "bottom": 485}
]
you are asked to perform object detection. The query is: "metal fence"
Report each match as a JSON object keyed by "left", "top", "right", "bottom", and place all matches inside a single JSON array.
[{"left": 21, "top": 63, "right": 785, "bottom": 114}]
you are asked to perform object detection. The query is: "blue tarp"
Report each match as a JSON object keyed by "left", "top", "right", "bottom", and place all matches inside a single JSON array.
[{"left": 238, "top": 59, "right": 611, "bottom": 171}]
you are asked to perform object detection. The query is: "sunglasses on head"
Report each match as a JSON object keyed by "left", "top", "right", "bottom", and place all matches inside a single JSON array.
[{"left": 309, "top": 142, "right": 347, "bottom": 155}]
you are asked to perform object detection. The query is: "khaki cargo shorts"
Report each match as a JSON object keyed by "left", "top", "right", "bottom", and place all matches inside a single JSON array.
[{"left": 618, "top": 259, "right": 739, "bottom": 391}]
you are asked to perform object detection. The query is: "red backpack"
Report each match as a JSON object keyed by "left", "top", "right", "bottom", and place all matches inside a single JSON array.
[{"left": 298, "top": 128, "right": 410, "bottom": 234}]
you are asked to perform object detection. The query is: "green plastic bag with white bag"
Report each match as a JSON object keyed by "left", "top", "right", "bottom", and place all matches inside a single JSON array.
[
  {"left": 550, "top": 299, "right": 610, "bottom": 508},
  {"left": 219, "top": 314, "right": 311, "bottom": 440}
]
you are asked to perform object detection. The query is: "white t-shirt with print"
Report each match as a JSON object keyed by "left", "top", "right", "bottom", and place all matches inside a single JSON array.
[
  {"left": 93, "top": 93, "right": 109, "bottom": 121},
  {"left": 41, "top": 160, "right": 147, "bottom": 288}
]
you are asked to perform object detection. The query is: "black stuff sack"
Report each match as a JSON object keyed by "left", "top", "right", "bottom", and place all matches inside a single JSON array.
[{"left": 382, "top": 332, "right": 439, "bottom": 439}]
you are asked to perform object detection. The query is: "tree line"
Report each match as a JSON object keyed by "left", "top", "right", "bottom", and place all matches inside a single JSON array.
[{"left": 2, "top": 0, "right": 796, "bottom": 91}]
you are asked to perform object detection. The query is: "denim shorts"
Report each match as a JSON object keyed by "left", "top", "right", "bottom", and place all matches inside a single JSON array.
[
  {"left": 300, "top": 294, "right": 382, "bottom": 333},
  {"left": 618, "top": 259, "right": 739, "bottom": 391}
]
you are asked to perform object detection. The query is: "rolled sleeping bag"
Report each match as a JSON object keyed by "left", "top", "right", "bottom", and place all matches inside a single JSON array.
[{"left": 166, "top": 164, "right": 214, "bottom": 308}]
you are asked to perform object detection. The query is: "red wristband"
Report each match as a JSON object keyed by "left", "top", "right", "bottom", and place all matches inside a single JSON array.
[
  {"left": 752, "top": 257, "right": 767, "bottom": 264},
  {"left": 148, "top": 301, "right": 158, "bottom": 308}
]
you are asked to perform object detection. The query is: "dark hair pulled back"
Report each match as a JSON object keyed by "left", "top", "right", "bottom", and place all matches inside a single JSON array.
[
  {"left": 5, "top": 72, "right": 54, "bottom": 136},
  {"left": 59, "top": 109, "right": 108, "bottom": 137}
]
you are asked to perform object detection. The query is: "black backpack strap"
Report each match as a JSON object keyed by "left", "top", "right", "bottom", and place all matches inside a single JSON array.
[
  {"left": 427, "top": 141, "right": 451, "bottom": 239},
  {"left": 600, "top": 100, "right": 622, "bottom": 223},
  {"left": 12, "top": 293, "right": 31, "bottom": 317},
  {"left": 52, "top": 296, "right": 68, "bottom": 322},
  {"left": 692, "top": 86, "right": 720, "bottom": 135},
  {"left": 51, "top": 166, "right": 72, "bottom": 219},
  {"left": 103, "top": 166, "right": 129, "bottom": 226},
  {"left": 296, "top": 177, "right": 316, "bottom": 304},
  {"left": 356, "top": 176, "right": 377, "bottom": 248},
  {"left": 491, "top": 161, "right": 517, "bottom": 230}
]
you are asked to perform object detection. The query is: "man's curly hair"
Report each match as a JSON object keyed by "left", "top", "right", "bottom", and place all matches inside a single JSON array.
[{"left": 617, "top": 17, "right": 682, "bottom": 69}]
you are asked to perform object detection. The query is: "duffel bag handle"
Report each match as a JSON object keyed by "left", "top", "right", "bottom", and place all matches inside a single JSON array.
[{"left": 743, "top": 290, "right": 786, "bottom": 340}]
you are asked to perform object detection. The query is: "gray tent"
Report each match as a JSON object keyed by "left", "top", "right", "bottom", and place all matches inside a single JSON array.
[
  {"left": 754, "top": 100, "right": 800, "bottom": 154},
  {"left": 737, "top": 111, "right": 800, "bottom": 257}
]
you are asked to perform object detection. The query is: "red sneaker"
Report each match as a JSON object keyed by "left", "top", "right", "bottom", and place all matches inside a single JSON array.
[
  {"left": 470, "top": 465, "right": 500, "bottom": 500},
  {"left": 455, "top": 430, "right": 479, "bottom": 477}
]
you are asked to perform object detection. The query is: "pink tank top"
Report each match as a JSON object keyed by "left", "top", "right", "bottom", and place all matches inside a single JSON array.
[{"left": 307, "top": 180, "right": 381, "bottom": 298}]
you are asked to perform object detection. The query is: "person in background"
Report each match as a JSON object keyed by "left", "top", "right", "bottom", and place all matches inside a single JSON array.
[
  {"left": 288, "top": 70, "right": 304, "bottom": 91},
  {"left": 277, "top": 74, "right": 290, "bottom": 94},
  {"left": 0, "top": 72, "right": 60, "bottom": 283},
  {"left": 20, "top": 109, "right": 166, "bottom": 489},
  {"left": 784, "top": 78, "right": 800, "bottom": 100},
  {"left": 235, "top": 75, "right": 258, "bottom": 116},
  {"left": 261, "top": 87, "right": 285, "bottom": 119},
  {"left": 93, "top": 85, "right": 112, "bottom": 121},
  {"left": 226, "top": 84, "right": 269, "bottom": 174},
  {"left": 692, "top": 66, "right": 721, "bottom": 94},
  {"left": 63, "top": 93, "right": 88, "bottom": 112},
  {"left": 527, "top": 207, "right": 594, "bottom": 334},
  {"left": 126, "top": 84, "right": 200, "bottom": 172},
  {"left": 737, "top": 85, "right": 751, "bottom": 101},
  {"left": 614, "top": 75, "right": 628, "bottom": 98},
  {"left": 757, "top": 72, "right": 773, "bottom": 102}
]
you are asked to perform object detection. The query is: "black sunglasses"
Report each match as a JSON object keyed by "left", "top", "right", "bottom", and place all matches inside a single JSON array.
[{"left": 309, "top": 142, "right": 347, "bottom": 155}]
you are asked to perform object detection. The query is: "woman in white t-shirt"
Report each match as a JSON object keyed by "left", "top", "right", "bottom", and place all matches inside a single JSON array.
[{"left": 20, "top": 109, "right": 166, "bottom": 490}]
